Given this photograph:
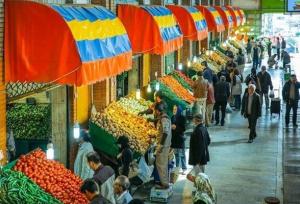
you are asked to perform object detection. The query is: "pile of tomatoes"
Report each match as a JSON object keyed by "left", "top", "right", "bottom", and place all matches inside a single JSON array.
[{"left": 14, "top": 149, "right": 88, "bottom": 204}]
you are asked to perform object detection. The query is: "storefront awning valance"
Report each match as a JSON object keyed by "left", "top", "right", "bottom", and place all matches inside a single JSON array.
[
  {"left": 214, "top": 6, "right": 234, "bottom": 29},
  {"left": 5, "top": 1, "right": 132, "bottom": 86},
  {"left": 166, "top": 5, "right": 208, "bottom": 41},
  {"left": 235, "top": 7, "right": 246, "bottom": 25},
  {"left": 225, "top": 6, "right": 241, "bottom": 27},
  {"left": 117, "top": 4, "right": 183, "bottom": 55},
  {"left": 195, "top": 6, "right": 225, "bottom": 32}
]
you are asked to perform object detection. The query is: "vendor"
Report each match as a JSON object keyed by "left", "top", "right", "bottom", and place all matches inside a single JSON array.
[
  {"left": 80, "top": 179, "right": 110, "bottom": 204},
  {"left": 74, "top": 129, "right": 94, "bottom": 180},
  {"left": 116, "top": 136, "right": 133, "bottom": 177},
  {"left": 155, "top": 103, "right": 172, "bottom": 189}
]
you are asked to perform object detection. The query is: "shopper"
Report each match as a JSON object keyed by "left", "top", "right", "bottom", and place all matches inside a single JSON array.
[
  {"left": 6, "top": 126, "right": 16, "bottom": 162},
  {"left": 225, "top": 46, "right": 234, "bottom": 59},
  {"left": 171, "top": 105, "right": 187, "bottom": 174},
  {"left": 214, "top": 76, "right": 230, "bottom": 126},
  {"left": 188, "top": 114, "right": 210, "bottom": 176},
  {"left": 231, "top": 69, "right": 243, "bottom": 111},
  {"left": 155, "top": 103, "right": 172, "bottom": 189},
  {"left": 246, "top": 39, "right": 252, "bottom": 63},
  {"left": 87, "top": 152, "right": 116, "bottom": 204},
  {"left": 236, "top": 48, "right": 246, "bottom": 74},
  {"left": 217, "top": 66, "right": 231, "bottom": 83},
  {"left": 80, "top": 179, "right": 111, "bottom": 204},
  {"left": 202, "top": 61, "right": 213, "bottom": 84},
  {"left": 241, "top": 84, "right": 261, "bottom": 143},
  {"left": 205, "top": 83, "right": 215, "bottom": 126},
  {"left": 281, "top": 37, "right": 286, "bottom": 50},
  {"left": 113, "top": 176, "right": 133, "bottom": 204},
  {"left": 252, "top": 43, "right": 261, "bottom": 70},
  {"left": 192, "top": 71, "right": 209, "bottom": 117},
  {"left": 276, "top": 37, "right": 281, "bottom": 60},
  {"left": 282, "top": 49, "right": 291, "bottom": 71},
  {"left": 245, "top": 68, "right": 260, "bottom": 93},
  {"left": 282, "top": 74, "right": 300, "bottom": 127},
  {"left": 267, "top": 38, "right": 272, "bottom": 58},
  {"left": 116, "top": 136, "right": 133, "bottom": 177},
  {"left": 74, "top": 130, "right": 95, "bottom": 180},
  {"left": 257, "top": 66, "right": 273, "bottom": 110},
  {"left": 226, "top": 57, "right": 237, "bottom": 73},
  {"left": 258, "top": 41, "right": 264, "bottom": 68}
]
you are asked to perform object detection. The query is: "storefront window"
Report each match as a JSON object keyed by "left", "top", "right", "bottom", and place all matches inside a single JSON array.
[{"left": 165, "top": 52, "right": 177, "bottom": 75}]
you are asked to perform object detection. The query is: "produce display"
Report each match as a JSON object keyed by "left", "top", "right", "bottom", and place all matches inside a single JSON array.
[
  {"left": 228, "top": 39, "right": 245, "bottom": 51},
  {"left": 211, "top": 51, "right": 229, "bottom": 65},
  {"left": 191, "top": 61, "right": 205, "bottom": 71},
  {"left": 220, "top": 42, "right": 238, "bottom": 54},
  {"left": 117, "top": 95, "right": 152, "bottom": 116},
  {"left": 200, "top": 54, "right": 223, "bottom": 72},
  {"left": 14, "top": 149, "right": 88, "bottom": 204},
  {"left": 0, "top": 168, "right": 62, "bottom": 204},
  {"left": 92, "top": 102, "right": 158, "bottom": 153},
  {"left": 170, "top": 71, "right": 193, "bottom": 91},
  {"left": 159, "top": 75, "right": 195, "bottom": 104}
]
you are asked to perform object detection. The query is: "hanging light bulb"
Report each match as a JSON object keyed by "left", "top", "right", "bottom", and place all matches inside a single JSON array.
[
  {"left": 205, "top": 50, "right": 209, "bottom": 55},
  {"left": 187, "top": 60, "right": 191, "bottom": 68},
  {"left": 46, "top": 143, "right": 54, "bottom": 160},
  {"left": 213, "top": 46, "right": 217, "bottom": 51},
  {"left": 222, "top": 42, "right": 226, "bottom": 47},
  {"left": 136, "top": 88, "right": 141, "bottom": 100},
  {"left": 193, "top": 56, "right": 197, "bottom": 63},
  {"left": 73, "top": 122, "right": 80, "bottom": 139},
  {"left": 155, "top": 82, "right": 160, "bottom": 91},
  {"left": 178, "top": 63, "right": 183, "bottom": 71},
  {"left": 147, "top": 84, "right": 152, "bottom": 93}
]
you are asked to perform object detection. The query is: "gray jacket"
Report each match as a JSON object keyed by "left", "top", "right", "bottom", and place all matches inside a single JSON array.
[{"left": 157, "top": 113, "right": 172, "bottom": 148}]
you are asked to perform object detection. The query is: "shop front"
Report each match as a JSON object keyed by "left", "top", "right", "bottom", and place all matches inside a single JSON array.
[{"left": 5, "top": 1, "right": 132, "bottom": 165}]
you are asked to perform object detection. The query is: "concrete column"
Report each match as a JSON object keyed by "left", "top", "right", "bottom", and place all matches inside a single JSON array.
[
  {"left": 181, "top": 40, "right": 192, "bottom": 66},
  {"left": 150, "top": 55, "right": 165, "bottom": 81}
]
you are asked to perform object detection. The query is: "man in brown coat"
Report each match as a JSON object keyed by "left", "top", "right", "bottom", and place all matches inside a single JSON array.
[{"left": 192, "top": 71, "right": 209, "bottom": 118}]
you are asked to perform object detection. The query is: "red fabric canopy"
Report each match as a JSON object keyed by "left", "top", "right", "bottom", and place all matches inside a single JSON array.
[
  {"left": 195, "top": 6, "right": 225, "bottom": 32},
  {"left": 117, "top": 4, "right": 183, "bottom": 55},
  {"left": 214, "top": 6, "right": 234, "bottom": 29},
  {"left": 225, "top": 6, "right": 241, "bottom": 28},
  {"left": 5, "top": 1, "right": 132, "bottom": 86},
  {"left": 167, "top": 5, "right": 208, "bottom": 41},
  {"left": 235, "top": 7, "right": 246, "bottom": 25}
]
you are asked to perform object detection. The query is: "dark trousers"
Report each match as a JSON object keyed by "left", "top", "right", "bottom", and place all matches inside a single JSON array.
[
  {"left": 277, "top": 48, "right": 280, "bottom": 60},
  {"left": 215, "top": 101, "right": 227, "bottom": 124},
  {"left": 248, "top": 115, "right": 258, "bottom": 140},
  {"left": 285, "top": 100, "right": 298, "bottom": 125},
  {"left": 234, "top": 95, "right": 241, "bottom": 110},
  {"left": 253, "top": 58, "right": 259, "bottom": 69}
]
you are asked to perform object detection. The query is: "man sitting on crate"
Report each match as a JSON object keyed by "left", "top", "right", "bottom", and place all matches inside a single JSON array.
[{"left": 282, "top": 74, "right": 300, "bottom": 127}]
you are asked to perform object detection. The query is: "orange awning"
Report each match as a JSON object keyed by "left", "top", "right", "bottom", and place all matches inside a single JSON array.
[
  {"left": 167, "top": 5, "right": 208, "bottom": 41},
  {"left": 117, "top": 4, "right": 183, "bottom": 55},
  {"left": 195, "top": 6, "right": 225, "bottom": 32},
  {"left": 235, "top": 7, "right": 246, "bottom": 25},
  {"left": 225, "top": 6, "right": 241, "bottom": 28},
  {"left": 214, "top": 6, "right": 234, "bottom": 29},
  {"left": 5, "top": 1, "right": 132, "bottom": 86}
]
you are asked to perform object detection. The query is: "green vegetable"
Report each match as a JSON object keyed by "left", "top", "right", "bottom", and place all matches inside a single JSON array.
[
  {"left": 0, "top": 168, "right": 62, "bottom": 204},
  {"left": 170, "top": 72, "right": 193, "bottom": 91}
]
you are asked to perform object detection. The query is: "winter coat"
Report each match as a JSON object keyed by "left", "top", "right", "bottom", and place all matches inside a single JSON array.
[
  {"left": 241, "top": 92, "right": 261, "bottom": 119},
  {"left": 214, "top": 81, "right": 230, "bottom": 103},
  {"left": 217, "top": 69, "right": 231, "bottom": 83},
  {"left": 119, "top": 147, "right": 133, "bottom": 177},
  {"left": 203, "top": 67, "right": 214, "bottom": 83},
  {"left": 282, "top": 80, "right": 300, "bottom": 102},
  {"left": 193, "top": 77, "right": 209, "bottom": 98},
  {"left": 189, "top": 124, "right": 211, "bottom": 166},
  {"left": 171, "top": 114, "right": 186, "bottom": 149},
  {"left": 231, "top": 74, "right": 243, "bottom": 96},
  {"left": 251, "top": 47, "right": 261, "bottom": 60},
  {"left": 74, "top": 142, "right": 94, "bottom": 180},
  {"left": 257, "top": 71, "right": 273, "bottom": 94}
]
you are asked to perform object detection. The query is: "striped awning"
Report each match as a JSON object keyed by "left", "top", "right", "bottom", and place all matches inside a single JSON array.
[
  {"left": 195, "top": 6, "right": 225, "bottom": 32},
  {"left": 167, "top": 5, "right": 208, "bottom": 41},
  {"left": 235, "top": 7, "right": 246, "bottom": 25},
  {"left": 118, "top": 4, "right": 183, "bottom": 55},
  {"left": 214, "top": 6, "right": 234, "bottom": 28},
  {"left": 226, "top": 6, "right": 241, "bottom": 27},
  {"left": 5, "top": 1, "right": 132, "bottom": 86}
]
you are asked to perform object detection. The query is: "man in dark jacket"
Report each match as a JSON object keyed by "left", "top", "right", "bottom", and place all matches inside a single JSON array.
[
  {"left": 217, "top": 66, "right": 231, "bottom": 83},
  {"left": 187, "top": 114, "right": 210, "bottom": 179},
  {"left": 80, "top": 179, "right": 110, "bottom": 204},
  {"left": 257, "top": 66, "right": 273, "bottom": 110},
  {"left": 214, "top": 76, "right": 230, "bottom": 126},
  {"left": 225, "top": 46, "right": 234, "bottom": 59},
  {"left": 116, "top": 136, "right": 133, "bottom": 177},
  {"left": 241, "top": 84, "right": 261, "bottom": 143},
  {"left": 282, "top": 74, "right": 300, "bottom": 127},
  {"left": 202, "top": 61, "right": 213, "bottom": 84},
  {"left": 281, "top": 50, "right": 291, "bottom": 71}
]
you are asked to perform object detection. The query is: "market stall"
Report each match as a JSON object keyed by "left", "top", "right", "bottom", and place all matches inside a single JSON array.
[
  {"left": 214, "top": 6, "right": 234, "bottom": 41},
  {"left": 225, "top": 6, "right": 242, "bottom": 28}
]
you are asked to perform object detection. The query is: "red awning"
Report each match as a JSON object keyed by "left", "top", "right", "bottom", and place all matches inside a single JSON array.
[
  {"left": 5, "top": 1, "right": 132, "bottom": 86},
  {"left": 214, "top": 6, "right": 234, "bottom": 29},
  {"left": 235, "top": 7, "right": 246, "bottom": 25},
  {"left": 225, "top": 6, "right": 241, "bottom": 28},
  {"left": 166, "top": 5, "right": 208, "bottom": 41},
  {"left": 117, "top": 4, "right": 183, "bottom": 55},
  {"left": 195, "top": 6, "right": 225, "bottom": 32}
]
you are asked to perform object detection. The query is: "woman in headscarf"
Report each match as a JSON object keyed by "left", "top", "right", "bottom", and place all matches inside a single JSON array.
[
  {"left": 193, "top": 173, "right": 217, "bottom": 204},
  {"left": 171, "top": 105, "right": 187, "bottom": 174},
  {"left": 74, "top": 129, "right": 95, "bottom": 180}
]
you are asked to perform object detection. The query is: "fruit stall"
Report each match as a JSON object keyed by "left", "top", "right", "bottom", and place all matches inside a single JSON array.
[{"left": 2, "top": 149, "right": 88, "bottom": 204}]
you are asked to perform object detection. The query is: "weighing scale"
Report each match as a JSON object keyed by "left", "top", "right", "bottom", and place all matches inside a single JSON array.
[{"left": 150, "top": 184, "right": 173, "bottom": 203}]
